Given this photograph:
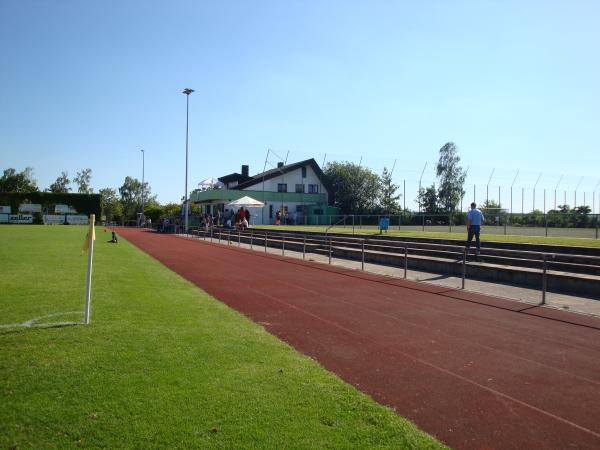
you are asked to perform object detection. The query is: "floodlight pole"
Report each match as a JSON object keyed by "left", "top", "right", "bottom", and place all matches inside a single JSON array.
[
  {"left": 510, "top": 170, "right": 519, "bottom": 215},
  {"left": 574, "top": 176, "right": 584, "bottom": 208},
  {"left": 533, "top": 172, "right": 542, "bottom": 211},
  {"left": 141, "top": 149, "right": 145, "bottom": 226},
  {"left": 418, "top": 162, "right": 427, "bottom": 212},
  {"left": 183, "top": 88, "right": 194, "bottom": 235},
  {"left": 554, "top": 174, "right": 563, "bottom": 209},
  {"left": 486, "top": 168, "right": 495, "bottom": 207}
]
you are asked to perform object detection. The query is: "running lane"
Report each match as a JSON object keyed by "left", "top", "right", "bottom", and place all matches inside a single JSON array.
[{"left": 117, "top": 229, "right": 600, "bottom": 450}]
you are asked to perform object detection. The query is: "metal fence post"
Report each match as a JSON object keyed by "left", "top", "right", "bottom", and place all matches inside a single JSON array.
[
  {"left": 541, "top": 254, "right": 547, "bottom": 305},
  {"left": 361, "top": 240, "right": 365, "bottom": 271},
  {"left": 422, "top": 214, "right": 425, "bottom": 232},
  {"left": 250, "top": 230, "right": 253, "bottom": 249},
  {"left": 238, "top": 230, "right": 241, "bottom": 246},
  {"left": 282, "top": 236, "right": 285, "bottom": 255},
  {"left": 352, "top": 215, "right": 355, "bottom": 235},
  {"left": 545, "top": 214, "right": 548, "bottom": 237},
  {"left": 303, "top": 236, "right": 306, "bottom": 260},
  {"left": 461, "top": 248, "right": 467, "bottom": 289},
  {"left": 449, "top": 213, "right": 452, "bottom": 233},
  {"left": 265, "top": 232, "right": 268, "bottom": 252},
  {"left": 404, "top": 246, "right": 408, "bottom": 279},
  {"left": 398, "top": 214, "right": 401, "bottom": 231},
  {"left": 228, "top": 231, "right": 231, "bottom": 245},
  {"left": 360, "top": 215, "right": 362, "bottom": 229},
  {"left": 219, "top": 230, "right": 221, "bottom": 243},
  {"left": 329, "top": 238, "right": 332, "bottom": 264}
]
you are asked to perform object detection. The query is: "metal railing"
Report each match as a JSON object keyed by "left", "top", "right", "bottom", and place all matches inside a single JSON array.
[{"left": 177, "top": 226, "right": 600, "bottom": 306}]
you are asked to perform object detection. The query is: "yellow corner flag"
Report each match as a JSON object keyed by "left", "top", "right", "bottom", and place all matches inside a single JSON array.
[{"left": 82, "top": 214, "right": 96, "bottom": 252}]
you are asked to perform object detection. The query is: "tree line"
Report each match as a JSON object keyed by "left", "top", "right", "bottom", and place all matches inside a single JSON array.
[
  {"left": 0, "top": 167, "right": 181, "bottom": 223},
  {"left": 324, "top": 142, "right": 467, "bottom": 215}
]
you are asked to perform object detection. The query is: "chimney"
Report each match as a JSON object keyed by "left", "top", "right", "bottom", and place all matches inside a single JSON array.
[
  {"left": 241, "top": 165, "right": 249, "bottom": 177},
  {"left": 277, "top": 162, "right": 284, "bottom": 168}
]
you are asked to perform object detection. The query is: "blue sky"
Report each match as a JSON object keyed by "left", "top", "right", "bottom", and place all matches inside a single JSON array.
[{"left": 1, "top": 0, "right": 599, "bottom": 211}]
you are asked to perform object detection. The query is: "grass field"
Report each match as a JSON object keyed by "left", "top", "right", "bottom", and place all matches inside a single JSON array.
[
  {"left": 253, "top": 225, "right": 600, "bottom": 248},
  {"left": 0, "top": 226, "right": 443, "bottom": 449}
]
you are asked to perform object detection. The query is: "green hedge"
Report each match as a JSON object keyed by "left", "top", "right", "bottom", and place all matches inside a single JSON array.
[{"left": 0, "top": 192, "right": 101, "bottom": 218}]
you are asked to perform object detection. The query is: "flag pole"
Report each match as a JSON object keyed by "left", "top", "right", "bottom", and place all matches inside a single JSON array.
[{"left": 84, "top": 214, "right": 95, "bottom": 324}]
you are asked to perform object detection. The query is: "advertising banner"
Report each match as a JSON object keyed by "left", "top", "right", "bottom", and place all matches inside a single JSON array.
[
  {"left": 0, "top": 206, "right": 11, "bottom": 214},
  {"left": 66, "top": 215, "right": 89, "bottom": 225},
  {"left": 55, "top": 204, "right": 78, "bottom": 214},
  {"left": 9, "top": 214, "right": 33, "bottom": 224},
  {"left": 18, "top": 204, "right": 41, "bottom": 213},
  {"left": 43, "top": 215, "right": 66, "bottom": 225}
]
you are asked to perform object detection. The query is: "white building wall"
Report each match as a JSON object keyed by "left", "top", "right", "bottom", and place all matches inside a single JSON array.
[{"left": 245, "top": 166, "right": 327, "bottom": 198}]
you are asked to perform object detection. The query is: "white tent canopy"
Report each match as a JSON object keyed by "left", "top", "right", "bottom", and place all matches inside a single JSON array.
[{"left": 226, "top": 196, "right": 265, "bottom": 208}]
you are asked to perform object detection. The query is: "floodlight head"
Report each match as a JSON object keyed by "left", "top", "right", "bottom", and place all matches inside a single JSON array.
[{"left": 182, "top": 88, "right": 194, "bottom": 95}]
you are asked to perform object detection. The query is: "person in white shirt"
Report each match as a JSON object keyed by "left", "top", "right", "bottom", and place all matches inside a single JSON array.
[{"left": 466, "top": 202, "right": 484, "bottom": 256}]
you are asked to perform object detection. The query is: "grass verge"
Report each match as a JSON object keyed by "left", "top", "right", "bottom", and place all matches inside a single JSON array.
[{"left": 0, "top": 226, "right": 444, "bottom": 449}]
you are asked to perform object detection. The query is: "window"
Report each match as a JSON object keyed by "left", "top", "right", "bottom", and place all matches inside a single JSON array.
[
  {"left": 277, "top": 183, "right": 287, "bottom": 192},
  {"left": 295, "top": 184, "right": 305, "bottom": 193},
  {"left": 301, "top": 167, "right": 307, "bottom": 178},
  {"left": 308, "top": 184, "right": 319, "bottom": 193}
]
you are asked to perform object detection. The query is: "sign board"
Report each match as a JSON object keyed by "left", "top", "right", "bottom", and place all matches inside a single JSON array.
[
  {"left": 9, "top": 214, "right": 33, "bottom": 224},
  {"left": 0, "top": 205, "right": 11, "bottom": 214},
  {"left": 0, "top": 213, "right": 8, "bottom": 223},
  {"left": 43, "top": 215, "right": 66, "bottom": 225},
  {"left": 19, "top": 204, "right": 41, "bottom": 213},
  {"left": 66, "top": 215, "right": 89, "bottom": 225}
]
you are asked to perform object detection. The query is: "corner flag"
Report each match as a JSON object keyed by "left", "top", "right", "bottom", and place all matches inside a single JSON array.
[{"left": 83, "top": 214, "right": 95, "bottom": 324}]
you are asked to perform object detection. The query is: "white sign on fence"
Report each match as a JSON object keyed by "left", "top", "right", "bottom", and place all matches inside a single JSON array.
[
  {"left": 18, "top": 204, "right": 41, "bottom": 213},
  {"left": 0, "top": 213, "right": 8, "bottom": 223},
  {"left": 9, "top": 214, "right": 33, "bottom": 224},
  {"left": 66, "top": 215, "right": 89, "bottom": 225},
  {"left": 54, "top": 204, "right": 78, "bottom": 214},
  {"left": 0, "top": 206, "right": 11, "bottom": 214},
  {"left": 43, "top": 215, "right": 66, "bottom": 225}
]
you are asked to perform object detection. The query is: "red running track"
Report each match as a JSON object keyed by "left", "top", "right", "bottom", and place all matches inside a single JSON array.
[{"left": 117, "top": 228, "right": 600, "bottom": 449}]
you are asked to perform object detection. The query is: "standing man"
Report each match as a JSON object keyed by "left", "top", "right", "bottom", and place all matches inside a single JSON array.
[{"left": 466, "top": 202, "right": 484, "bottom": 257}]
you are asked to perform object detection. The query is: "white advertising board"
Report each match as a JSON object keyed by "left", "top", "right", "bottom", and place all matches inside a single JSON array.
[
  {"left": 9, "top": 214, "right": 33, "bottom": 224},
  {"left": 66, "top": 215, "right": 89, "bottom": 225},
  {"left": 55, "top": 204, "right": 69, "bottom": 214},
  {"left": 0, "top": 213, "right": 8, "bottom": 223},
  {"left": 0, "top": 205, "right": 11, "bottom": 214},
  {"left": 43, "top": 215, "right": 66, "bottom": 225},
  {"left": 19, "top": 204, "right": 41, "bottom": 213}
]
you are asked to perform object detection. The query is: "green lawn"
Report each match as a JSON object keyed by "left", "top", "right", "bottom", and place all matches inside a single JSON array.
[
  {"left": 254, "top": 225, "right": 600, "bottom": 248},
  {"left": 0, "top": 226, "right": 444, "bottom": 449}
]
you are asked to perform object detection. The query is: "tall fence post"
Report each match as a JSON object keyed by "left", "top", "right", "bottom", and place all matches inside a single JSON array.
[
  {"left": 352, "top": 215, "right": 355, "bottom": 235},
  {"left": 545, "top": 213, "right": 548, "bottom": 237},
  {"left": 228, "top": 231, "right": 231, "bottom": 245},
  {"left": 265, "top": 232, "right": 268, "bottom": 253},
  {"left": 210, "top": 228, "right": 213, "bottom": 242},
  {"left": 398, "top": 214, "right": 401, "bottom": 231},
  {"left": 250, "top": 230, "right": 253, "bottom": 249},
  {"left": 329, "top": 238, "right": 332, "bottom": 264},
  {"left": 596, "top": 216, "right": 599, "bottom": 239},
  {"left": 541, "top": 254, "right": 548, "bottom": 305},
  {"left": 282, "top": 236, "right": 285, "bottom": 256},
  {"left": 361, "top": 240, "right": 365, "bottom": 271},
  {"left": 404, "top": 246, "right": 408, "bottom": 279},
  {"left": 219, "top": 230, "right": 221, "bottom": 243},
  {"left": 461, "top": 248, "right": 467, "bottom": 289},
  {"left": 449, "top": 213, "right": 452, "bottom": 233},
  {"left": 238, "top": 230, "right": 241, "bottom": 246},
  {"left": 359, "top": 215, "right": 362, "bottom": 229},
  {"left": 422, "top": 214, "right": 425, "bottom": 232},
  {"left": 303, "top": 236, "right": 306, "bottom": 260}
]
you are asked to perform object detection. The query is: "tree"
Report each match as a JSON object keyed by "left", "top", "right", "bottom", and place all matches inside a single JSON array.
[
  {"left": 416, "top": 184, "right": 439, "bottom": 213},
  {"left": 0, "top": 167, "right": 38, "bottom": 192},
  {"left": 48, "top": 171, "right": 71, "bottom": 193},
  {"left": 74, "top": 168, "right": 93, "bottom": 193},
  {"left": 436, "top": 142, "right": 466, "bottom": 212},
  {"left": 99, "top": 188, "right": 123, "bottom": 222},
  {"left": 379, "top": 167, "right": 401, "bottom": 214},
  {"left": 118, "top": 176, "right": 153, "bottom": 220},
  {"left": 324, "top": 162, "right": 381, "bottom": 214}
]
